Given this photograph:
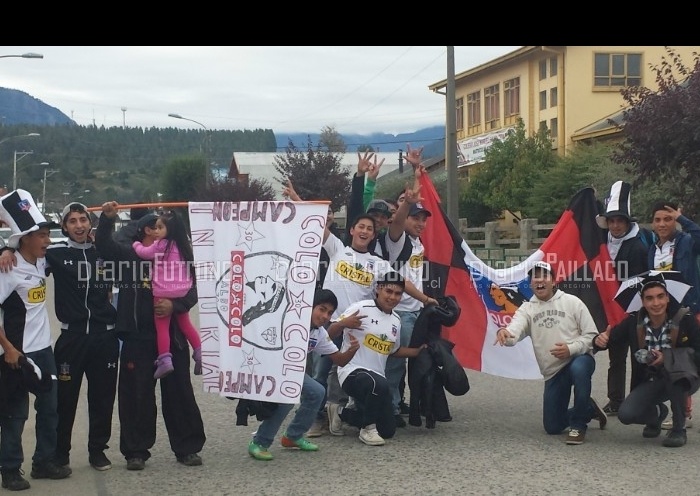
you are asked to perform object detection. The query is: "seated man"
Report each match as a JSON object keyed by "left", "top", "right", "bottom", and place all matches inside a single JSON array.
[
  {"left": 328, "top": 273, "right": 426, "bottom": 446},
  {"left": 593, "top": 274, "right": 700, "bottom": 448},
  {"left": 494, "top": 261, "right": 607, "bottom": 445}
]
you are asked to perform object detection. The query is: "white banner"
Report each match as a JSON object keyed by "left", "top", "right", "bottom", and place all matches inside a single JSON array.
[
  {"left": 457, "top": 126, "right": 516, "bottom": 166},
  {"left": 189, "top": 201, "right": 327, "bottom": 403}
]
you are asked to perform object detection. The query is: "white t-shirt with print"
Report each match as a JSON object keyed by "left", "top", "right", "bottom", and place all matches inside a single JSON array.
[
  {"left": 308, "top": 325, "right": 338, "bottom": 356},
  {"left": 384, "top": 232, "right": 425, "bottom": 312},
  {"left": 336, "top": 299, "right": 401, "bottom": 385},
  {"left": 322, "top": 233, "right": 395, "bottom": 319}
]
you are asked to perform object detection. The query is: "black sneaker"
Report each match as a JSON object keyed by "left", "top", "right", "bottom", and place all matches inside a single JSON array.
[
  {"left": 54, "top": 454, "right": 70, "bottom": 469},
  {"left": 394, "top": 414, "right": 407, "bottom": 428},
  {"left": 126, "top": 458, "right": 145, "bottom": 471},
  {"left": 1, "top": 469, "right": 30, "bottom": 491},
  {"left": 176, "top": 453, "right": 202, "bottom": 466},
  {"left": 30, "top": 460, "right": 72, "bottom": 480},
  {"left": 590, "top": 398, "right": 607, "bottom": 430},
  {"left": 643, "top": 403, "right": 669, "bottom": 438},
  {"left": 602, "top": 402, "right": 619, "bottom": 416},
  {"left": 399, "top": 401, "right": 410, "bottom": 415},
  {"left": 662, "top": 429, "right": 687, "bottom": 448},
  {"left": 89, "top": 451, "right": 112, "bottom": 471}
]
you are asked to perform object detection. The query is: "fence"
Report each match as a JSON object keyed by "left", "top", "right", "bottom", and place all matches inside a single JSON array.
[{"left": 458, "top": 218, "right": 553, "bottom": 267}]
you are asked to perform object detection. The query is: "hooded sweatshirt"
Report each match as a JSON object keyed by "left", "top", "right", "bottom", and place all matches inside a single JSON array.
[{"left": 505, "top": 289, "right": 597, "bottom": 380}]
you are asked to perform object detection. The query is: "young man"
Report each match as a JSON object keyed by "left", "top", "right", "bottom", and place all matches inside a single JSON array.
[
  {"left": 247, "top": 289, "right": 360, "bottom": 461},
  {"left": 648, "top": 201, "right": 700, "bottom": 428},
  {"left": 593, "top": 274, "right": 700, "bottom": 447},
  {"left": 494, "top": 261, "right": 607, "bottom": 445},
  {"left": 329, "top": 272, "right": 426, "bottom": 446},
  {"left": 0, "top": 190, "right": 71, "bottom": 491},
  {"left": 595, "top": 181, "right": 650, "bottom": 416},
  {"left": 95, "top": 202, "right": 205, "bottom": 471}
]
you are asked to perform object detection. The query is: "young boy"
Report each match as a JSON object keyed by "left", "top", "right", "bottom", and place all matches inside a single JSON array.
[
  {"left": 0, "top": 190, "right": 72, "bottom": 491},
  {"left": 247, "top": 289, "right": 360, "bottom": 461}
]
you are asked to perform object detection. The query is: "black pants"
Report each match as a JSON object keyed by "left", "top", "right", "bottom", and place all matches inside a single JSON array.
[
  {"left": 118, "top": 337, "right": 206, "bottom": 461},
  {"left": 339, "top": 369, "right": 395, "bottom": 439},
  {"left": 606, "top": 340, "right": 629, "bottom": 407},
  {"left": 54, "top": 329, "right": 119, "bottom": 461}
]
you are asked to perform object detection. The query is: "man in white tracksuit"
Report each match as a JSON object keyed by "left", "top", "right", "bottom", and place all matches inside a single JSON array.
[{"left": 494, "top": 261, "right": 607, "bottom": 445}]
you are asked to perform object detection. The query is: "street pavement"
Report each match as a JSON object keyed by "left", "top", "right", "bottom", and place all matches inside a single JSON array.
[{"left": 20, "top": 279, "right": 700, "bottom": 495}]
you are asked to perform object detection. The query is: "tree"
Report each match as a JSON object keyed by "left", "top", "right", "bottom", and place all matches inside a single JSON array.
[
  {"left": 203, "top": 176, "right": 276, "bottom": 202},
  {"left": 459, "top": 119, "right": 558, "bottom": 224},
  {"left": 319, "top": 125, "right": 346, "bottom": 153},
  {"left": 160, "top": 155, "right": 207, "bottom": 201},
  {"left": 612, "top": 47, "right": 700, "bottom": 217},
  {"left": 273, "top": 136, "right": 351, "bottom": 211}
]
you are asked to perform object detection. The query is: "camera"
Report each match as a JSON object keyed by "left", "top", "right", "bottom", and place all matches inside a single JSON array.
[{"left": 634, "top": 348, "right": 656, "bottom": 364}]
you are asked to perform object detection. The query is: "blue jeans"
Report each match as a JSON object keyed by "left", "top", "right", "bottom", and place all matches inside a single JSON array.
[
  {"left": 312, "top": 333, "right": 343, "bottom": 417},
  {"left": 542, "top": 354, "right": 596, "bottom": 434},
  {"left": 253, "top": 374, "right": 325, "bottom": 448},
  {"left": 0, "top": 346, "right": 58, "bottom": 470},
  {"left": 385, "top": 309, "right": 419, "bottom": 414}
]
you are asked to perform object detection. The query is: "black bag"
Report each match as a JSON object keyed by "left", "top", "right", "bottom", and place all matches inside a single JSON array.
[{"left": 663, "top": 347, "right": 700, "bottom": 395}]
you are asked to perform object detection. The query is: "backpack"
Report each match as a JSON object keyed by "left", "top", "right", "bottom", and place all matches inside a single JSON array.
[{"left": 637, "top": 227, "right": 657, "bottom": 250}]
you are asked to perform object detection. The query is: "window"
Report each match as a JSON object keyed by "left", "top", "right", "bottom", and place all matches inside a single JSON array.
[
  {"left": 539, "top": 59, "right": 547, "bottom": 80},
  {"left": 550, "top": 117, "right": 558, "bottom": 140},
  {"left": 455, "top": 97, "right": 464, "bottom": 131},
  {"left": 550, "top": 57, "right": 558, "bottom": 77},
  {"left": 550, "top": 87, "right": 558, "bottom": 107},
  {"left": 594, "top": 53, "right": 642, "bottom": 87},
  {"left": 504, "top": 77, "right": 520, "bottom": 125},
  {"left": 539, "top": 90, "right": 547, "bottom": 110},
  {"left": 467, "top": 90, "right": 481, "bottom": 135},
  {"left": 484, "top": 84, "right": 500, "bottom": 130}
]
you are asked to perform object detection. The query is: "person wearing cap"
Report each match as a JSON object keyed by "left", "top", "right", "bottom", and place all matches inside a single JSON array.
[
  {"left": 380, "top": 161, "right": 439, "bottom": 427},
  {"left": 0, "top": 200, "right": 120, "bottom": 471},
  {"left": 0, "top": 189, "right": 72, "bottom": 491},
  {"left": 593, "top": 274, "right": 700, "bottom": 447},
  {"left": 494, "top": 261, "right": 607, "bottom": 445},
  {"left": 95, "top": 201, "right": 205, "bottom": 471},
  {"left": 595, "top": 181, "right": 650, "bottom": 417},
  {"left": 648, "top": 200, "right": 700, "bottom": 430}
]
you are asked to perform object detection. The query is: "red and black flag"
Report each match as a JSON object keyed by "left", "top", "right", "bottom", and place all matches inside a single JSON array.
[{"left": 419, "top": 173, "right": 625, "bottom": 379}]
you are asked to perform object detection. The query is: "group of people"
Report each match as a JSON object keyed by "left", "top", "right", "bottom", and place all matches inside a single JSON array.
[
  {"left": 0, "top": 190, "right": 205, "bottom": 491},
  {"left": 2, "top": 154, "right": 700, "bottom": 490},
  {"left": 496, "top": 181, "right": 700, "bottom": 448}
]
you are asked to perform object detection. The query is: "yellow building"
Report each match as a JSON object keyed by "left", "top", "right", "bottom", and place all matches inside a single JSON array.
[{"left": 428, "top": 46, "right": 699, "bottom": 178}]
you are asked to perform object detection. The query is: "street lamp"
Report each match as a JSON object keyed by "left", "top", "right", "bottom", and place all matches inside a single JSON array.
[
  {"left": 13, "top": 151, "right": 40, "bottom": 190},
  {"left": 42, "top": 168, "right": 59, "bottom": 215},
  {"left": 0, "top": 52, "right": 43, "bottom": 59},
  {"left": 0, "top": 132, "right": 40, "bottom": 147},
  {"left": 168, "top": 113, "right": 211, "bottom": 185}
]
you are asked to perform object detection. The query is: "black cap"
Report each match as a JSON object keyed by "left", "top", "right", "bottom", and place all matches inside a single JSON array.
[{"left": 366, "top": 199, "right": 391, "bottom": 218}]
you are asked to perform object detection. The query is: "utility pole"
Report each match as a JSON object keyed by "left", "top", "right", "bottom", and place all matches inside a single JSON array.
[
  {"left": 446, "top": 46, "right": 459, "bottom": 226},
  {"left": 42, "top": 169, "right": 60, "bottom": 215}
]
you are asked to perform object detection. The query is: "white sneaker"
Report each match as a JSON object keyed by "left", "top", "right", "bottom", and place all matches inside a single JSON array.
[
  {"left": 327, "top": 403, "right": 344, "bottom": 436},
  {"left": 306, "top": 417, "right": 328, "bottom": 438},
  {"left": 359, "top": 424, "right": 385, "bottom": 446},
  {"left": 661, "top": 416, "right": 692, "bottom": 430}
]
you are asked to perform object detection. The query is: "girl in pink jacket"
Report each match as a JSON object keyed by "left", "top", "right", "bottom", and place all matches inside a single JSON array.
[{"left": 133, "top": 211, "right": 202, "bottom": 379}]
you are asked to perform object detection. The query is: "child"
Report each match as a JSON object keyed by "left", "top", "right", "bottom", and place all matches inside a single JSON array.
[
  {"left": 247, "top": 289, "right": 359, "bottom": 461},
  {"left": 132, "top": 211, "right": 202, "bottom": 379}
]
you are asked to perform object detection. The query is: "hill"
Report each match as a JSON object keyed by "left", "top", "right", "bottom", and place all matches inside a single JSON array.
[{"left": 1, "top": 87, "right": 446, "bottom": 159}]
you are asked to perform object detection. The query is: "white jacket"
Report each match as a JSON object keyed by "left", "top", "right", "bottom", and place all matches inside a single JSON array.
[{"left": 505, "top": 289, "right": 597, "bottom": 381}]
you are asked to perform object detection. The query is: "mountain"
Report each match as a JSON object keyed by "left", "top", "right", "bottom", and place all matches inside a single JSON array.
[
  {"left": 0, "top": 87, "right": 446, "bottom": 158},
  {"left": 0, "top": 88, "right": 75, "bottom": 126}
]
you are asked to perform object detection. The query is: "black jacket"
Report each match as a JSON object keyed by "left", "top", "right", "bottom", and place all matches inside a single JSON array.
[
  {"left": 594, "top": 307, "right": 700, "bottom": 390},
  {"left": 611, "top": 235, "right": 649, "bottom": 281},
  {"left": 95, "top": 214, "right": 197, "bottom": 344},
  {"left": 45, "top": 239, "right": 117, "bottom": 331}
]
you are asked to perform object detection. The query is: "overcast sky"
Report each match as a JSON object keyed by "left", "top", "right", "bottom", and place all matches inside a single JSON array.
[{"left": 1, "top": 46, "right": 521, "bottom": 136}]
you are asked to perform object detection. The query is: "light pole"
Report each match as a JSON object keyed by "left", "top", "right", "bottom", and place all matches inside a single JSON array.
[
  {"left": 42, "top": 168, "right": 59, "bottom": 214},
  {"left": 168, "top": 113, "right": 211, "bottom": 186},
  {"left": 0, "top": 132, "right": 40, "bottom": 147},
  {"left": 0, "top": 53, "right": 43, "bottom": 59},
  {"left": 13, "top": 151, "right": 36, "bottom": 190}
]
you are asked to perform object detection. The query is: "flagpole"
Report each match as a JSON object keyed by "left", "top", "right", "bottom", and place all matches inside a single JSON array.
[{"left": 85, "top": 200, "right": 331, "bottom": 212}]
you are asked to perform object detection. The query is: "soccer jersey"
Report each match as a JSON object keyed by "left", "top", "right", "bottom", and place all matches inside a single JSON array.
[
  {"left": 322, "top": 233, "right": 395, "bottom": 319},
  {"left": 337, "top": 299, "right": 401, "bottom": 385},
  {"left": 384, "top": 232, "right": 425, "bottom": 312},
  {"left": 0, "top": 252, "right": 52, "bottom": 354},
  {"left": 308, "top": 325, "right": 338, "bottom": 356}
]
